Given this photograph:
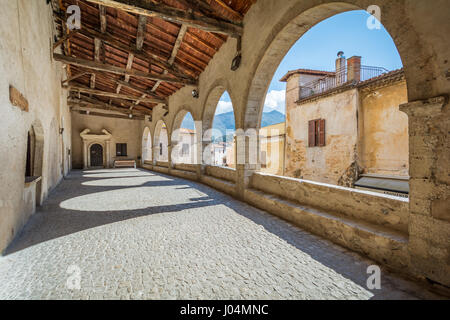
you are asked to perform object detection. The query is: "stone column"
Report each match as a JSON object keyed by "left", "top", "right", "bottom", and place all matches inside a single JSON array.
[
  {"left": 400, "top": 96, "right": 450, "bottom": 287},
  {"left": 236, "top": 128, "right": 261, "bottom": 200},
  {"left": 82, "top": 139, "right": 88, "bottom": 169}
]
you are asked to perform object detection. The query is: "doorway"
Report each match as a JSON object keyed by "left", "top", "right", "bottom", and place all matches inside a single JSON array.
[{"left": 90, "top": 144, "right": 104, "bottom": 167}]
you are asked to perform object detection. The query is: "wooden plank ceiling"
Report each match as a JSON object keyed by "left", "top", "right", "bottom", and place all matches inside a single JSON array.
[{"left": 52, "top": 0, "right": 255, "bottom": 120}]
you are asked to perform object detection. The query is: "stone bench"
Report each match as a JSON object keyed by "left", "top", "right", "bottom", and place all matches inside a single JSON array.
[{"left": 114, "top": 160, "right": 136, "bottom": 168}]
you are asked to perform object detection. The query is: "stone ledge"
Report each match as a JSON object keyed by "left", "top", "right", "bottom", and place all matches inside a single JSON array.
[
  {"left": 399, "top": 96, "right": 447, "bottom": 117},
  {"left": 244, "top": 188, "right": 410, "bottom": 271},
  {"left": 201, "top": 175, "right": 236, "bottom": 196}
]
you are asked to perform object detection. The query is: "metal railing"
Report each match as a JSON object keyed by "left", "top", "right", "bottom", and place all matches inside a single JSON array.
[{"left": 299, "top": 65, "right": 389, "bottom": 100}]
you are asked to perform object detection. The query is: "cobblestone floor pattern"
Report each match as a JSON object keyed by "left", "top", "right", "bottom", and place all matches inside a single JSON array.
[{"left": 0, "top": 169, "right": 444, "bottom": 299}]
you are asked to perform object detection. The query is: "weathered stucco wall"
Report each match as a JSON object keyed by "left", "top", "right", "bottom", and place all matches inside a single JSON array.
[
  {"left": 71, "top": 112, "right": 141, "bottom": 169},
  {"left": 359, "top": 81, "right": 409, "bottom": 176},
  {"left": 285, "top": 89, "right": 359, "bottom": 186},
  {"left": 0, "top": 0, "right": 71, "bottom": 253}
]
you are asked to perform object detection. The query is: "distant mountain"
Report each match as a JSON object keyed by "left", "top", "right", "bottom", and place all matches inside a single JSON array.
[
  {"left": 261, "top": 110, "right": 285, "bottom": 128},
  {"left": 181, "top": 110, "right": 285, "bottom": 141}
]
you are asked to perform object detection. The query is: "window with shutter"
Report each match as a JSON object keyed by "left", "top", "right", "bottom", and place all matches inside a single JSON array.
[
  {"left": 116, "top": 143, "right": 128, "bottom": 156},
  {"left": 308, "top": 119, "right": 326, "bottom": 147},
  {"left": 308, "top": 120, "right": 316, "bottom": 147}
]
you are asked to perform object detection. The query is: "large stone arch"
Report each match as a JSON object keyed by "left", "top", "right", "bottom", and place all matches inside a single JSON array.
[
  {"left": 242, "top": 0, "right": 436, "bottom": 130},
  {"left": 201, "top": 79, "right": 237, "bottom": 136}
]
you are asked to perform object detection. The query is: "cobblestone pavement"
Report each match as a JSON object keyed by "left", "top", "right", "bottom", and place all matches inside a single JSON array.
[{"left": 0, "top": 169, "right": 444, "bottom": 300}]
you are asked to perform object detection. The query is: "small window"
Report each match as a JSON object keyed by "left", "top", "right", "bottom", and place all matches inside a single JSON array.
[
  {"left": 159, "top": 143, "right": 163, "bottom": 156},
  {"left": 182, "top": 143, "right": 190, "bottom": 156},
  {"left": 308, "top": 119, "right": 326, "bottom": 147},
  {"left": 116, "top": 143, "right": 127, "bottom": 156}
]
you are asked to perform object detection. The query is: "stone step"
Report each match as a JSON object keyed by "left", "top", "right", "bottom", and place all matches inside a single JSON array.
[
  {"left": 244, "top": 188, "right": 409, "bottom": 271},
  {"left": 201, "top": 175, "right": 236, "bottom": 197}
]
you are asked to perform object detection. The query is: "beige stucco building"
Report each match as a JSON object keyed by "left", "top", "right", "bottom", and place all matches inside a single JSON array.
[{"left": 281, "top": 56, "right": 409, "bottom": 190}]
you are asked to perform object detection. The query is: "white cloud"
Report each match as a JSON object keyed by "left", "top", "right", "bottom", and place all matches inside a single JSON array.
[
  {"left": 215, "top": 100, "right": 234, "bottom": 115},
  {"left": 264, "top": 90, "right": 286, "bottom": 114}
]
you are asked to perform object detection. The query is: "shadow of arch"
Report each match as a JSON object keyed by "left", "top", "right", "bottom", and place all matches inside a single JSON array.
[{"left": 243, "top": 1, "right": 430, "bottom": 130}]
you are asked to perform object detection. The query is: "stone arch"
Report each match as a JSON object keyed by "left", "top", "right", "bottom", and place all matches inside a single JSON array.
[
  {"left": 141, "top": 126, "right": 152, "bottom": 163},
  {"left": 171, "top": 107, "right": 199, "bottom": 165},
  {"left": 153, "top": 119, "right": 169, "bottom": 163},
  {"left": 243, "top": 1, "right": 433, "bottom": 130},
  {"left": 201, "top": 81, "right": 238, "bottom": 166},
  {"left": 201, "top": 79, "right": 237, "bottom": 136}
]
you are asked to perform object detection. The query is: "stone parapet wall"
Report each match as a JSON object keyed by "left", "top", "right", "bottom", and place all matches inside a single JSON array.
[{"left": 250, "top": 172, "right": 409, "bottom": 234}]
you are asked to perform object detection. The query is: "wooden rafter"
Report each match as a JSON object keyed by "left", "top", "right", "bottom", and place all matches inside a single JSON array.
[
  {"left": 53, "top": 12, "right": 195, "bottom": 81},
  {"left": 151, "top": 24, "right": 188, "bottom": 93},
  {"left": 68, "top": 97, "right": 147, "bottom": 116},
  {"left": 211, "top": 0, "right": 244, "bottom": 21},
  {"left": 84, "top": 0, "right": 243, "bottom": 37},
  {"left": 53, "top": 53, "right": 198, "bottom": 85}
]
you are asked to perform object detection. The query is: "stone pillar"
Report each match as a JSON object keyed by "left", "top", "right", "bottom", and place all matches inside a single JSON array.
[
  {"left": 105, "top": 140, "right": 111, "bottom": 168},
  {"left": 236, "top": 128, "right": 261, "bottom": 200},
  {"left": 400, "top": 96, "right": 450, "bottom": 287},
  {"left": 82, "top": 140, "right": 88, "bottom": 169},
  {"left": 347, "top": 56, "right": 361, "bottom": 83}
]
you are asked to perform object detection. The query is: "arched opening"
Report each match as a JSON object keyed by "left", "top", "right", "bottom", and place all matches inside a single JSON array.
[
  {"left": 171, "top": 110, "right": 197, "bottom": 165},
  {"left": 25, "top": 120, "right": 44, "bottom": 206},
  {"left": 142, "top": 127, "right": 152, "bottom": 164},
  {"left": 153, "top": 120, "right": 169, "bottom": 164},
  {"left": 202, "top": 87, "right": 236, "bottom": 167},
  {"left": 90, "top": 144, "right": 104, "bottom": 167},
  {"left": 252, "top": 8, "right": 409, "bottom": 197}
]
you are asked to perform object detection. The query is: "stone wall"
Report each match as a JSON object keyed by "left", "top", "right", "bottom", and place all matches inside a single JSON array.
[
  {"left": 285, "top": 89, "right": 359, "bottom": 185},
  {"left": 359, "top": 81, "right": 409, "bottom": 176},
  {"left": 0, "top": 0, "right": 71, "bottom": 253}
]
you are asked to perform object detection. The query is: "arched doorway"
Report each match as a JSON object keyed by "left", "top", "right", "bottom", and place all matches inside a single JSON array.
[{"left": 90, "top": 144, "right": 104, "bottom": 167}]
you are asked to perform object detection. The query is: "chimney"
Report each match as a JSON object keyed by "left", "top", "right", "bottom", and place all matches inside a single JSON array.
[
  {"left": 335, "top": 51, "right": 346, "bottom": 85},
  {"left": 347, "top": 56, "right": 361, "bottom": 83}
]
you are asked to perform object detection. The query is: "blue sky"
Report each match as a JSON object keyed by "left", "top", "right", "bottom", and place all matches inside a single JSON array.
[{"left": 182, "top": 9, "right": 403, "bottom": 128}]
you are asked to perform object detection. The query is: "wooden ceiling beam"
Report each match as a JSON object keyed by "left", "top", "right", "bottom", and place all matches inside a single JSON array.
[
  {"left": 84, "top": 0, "right": 243, "bottom": 37},
  {"left": 211, "top": 0, "right": 244, "bottom": 21},
  {"left": 67, "top": 84, "right": 167, "bottom": 104},
  {"left": 54, "top": 12, "right": 195, "bottom": 81},
  {"left": 151, "top": 24, "right": 188, "bottom": 93},
  {"left": 54, "top": 53, "right": 197, "bottom": 85},
  {"left": 69, "top": 95, "right": 152, "bottom": 115}
]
